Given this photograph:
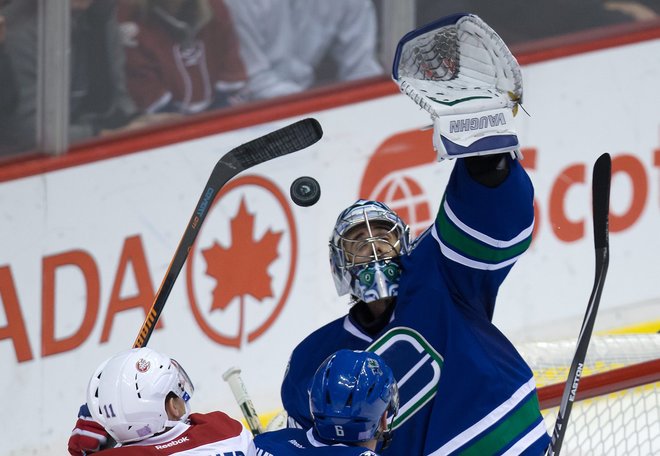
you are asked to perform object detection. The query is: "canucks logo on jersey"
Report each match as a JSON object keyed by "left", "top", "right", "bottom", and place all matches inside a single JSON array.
[{"left": 368, "top": 327, "right": 443, "bottom": 429}]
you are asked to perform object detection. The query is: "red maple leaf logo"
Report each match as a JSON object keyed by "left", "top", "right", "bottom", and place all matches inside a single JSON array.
[{"left": 202, "top": 197, "right": 282, "bottom": 313}]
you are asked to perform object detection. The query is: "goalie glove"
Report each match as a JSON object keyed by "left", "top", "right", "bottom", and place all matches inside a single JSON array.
[
  {"left": 68, "top": 404, "right": 110, "bottom": 456},
  {"left": 392, "top": 13, "right": 523, "bottom": 161}
]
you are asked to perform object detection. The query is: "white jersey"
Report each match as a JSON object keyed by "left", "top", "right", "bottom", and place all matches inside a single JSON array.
[
  {"left": 224, "top": 0, "right": 383, "bottom": 100},
  {"left": 102, "top": 411, "right": 254, "bottom": 455}
]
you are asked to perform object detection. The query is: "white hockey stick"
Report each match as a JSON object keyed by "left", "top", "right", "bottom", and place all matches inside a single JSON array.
[
  {"left": 547, "top": 153, "right": 611, "bottom": 456},
  {"left": 223, "top": 367, "right": 264, "bottom": 436}
]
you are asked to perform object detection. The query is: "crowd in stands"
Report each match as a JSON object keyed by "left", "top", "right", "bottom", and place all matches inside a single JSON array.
[
  {"left": 0, "top": 0, "right": 382, "bottom": 159},
  {"left": 415, "top": 0, "right": 659, "bottom": 45},
  {"left": 0, "top": 2, "right": 17, "bottom": 144},
  {"left": 0, "top": 0, "right": 657, "bottom": 159}
]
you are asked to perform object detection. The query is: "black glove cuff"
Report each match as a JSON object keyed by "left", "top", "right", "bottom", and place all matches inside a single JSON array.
[{"left": 465, "top": 154, "right": 511, "bottom": 187}]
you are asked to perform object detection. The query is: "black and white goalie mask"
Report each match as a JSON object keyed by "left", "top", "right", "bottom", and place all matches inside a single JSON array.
[{"left": 329, "top": 200, "right": 412, "bottom": 303}]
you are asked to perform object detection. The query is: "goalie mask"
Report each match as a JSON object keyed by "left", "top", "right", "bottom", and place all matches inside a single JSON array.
[
  {"left": 329, "top": 200, "right": 411, "bottom": 303},
  {"left": 309, "top": 350, "right": 399, "bottom": 445},
  {"left": 86, "top": 347, "right": 194, "bottom": 444}
]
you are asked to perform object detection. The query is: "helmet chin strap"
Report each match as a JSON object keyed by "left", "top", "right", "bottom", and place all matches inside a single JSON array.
[{"left": 373, "top": 414, "right": 394, "bottom": 451}]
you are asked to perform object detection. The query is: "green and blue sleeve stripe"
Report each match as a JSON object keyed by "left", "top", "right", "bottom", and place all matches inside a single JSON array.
[
  {"left": 429, "top": 377, "right": 549, "bottom": 456},
  {"left": 433, "top": 197, "right": 534, "bottom": 270}
]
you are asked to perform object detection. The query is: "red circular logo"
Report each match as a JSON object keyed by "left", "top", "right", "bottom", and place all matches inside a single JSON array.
[
  {"left": 369, "top": 175, "right": 431, "bottom": 238},
  {"left": 186, "top": 175, "right": 297, "bottom": 347},
  {"left": 135, "top": 359, "right": 151, "bottom": 373}
]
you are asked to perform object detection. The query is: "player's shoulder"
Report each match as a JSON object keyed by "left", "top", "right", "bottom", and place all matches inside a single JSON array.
[
  {"left": 337, "top": 448, "right": 379, "bottom": 455},
  {"left": 98, "top": 445, "right": 160, "bottom": 455},
  {"left": 312, "top": 447, "right": 379, "bottom": 455},
  {"left": 256, "top": 427, "right": 306, "bottom": 441},
  {"left": 96, "top": 448, "right": 136, "bottom": 455},
  {"left": 188, "top": 411, "right": 244, "bottom": 438},
  {"left": 254, "top": 427, "right": 309, "bottom": 452},
  {"left": 290, "top": 315, "right": 346, "bottom": 355}
]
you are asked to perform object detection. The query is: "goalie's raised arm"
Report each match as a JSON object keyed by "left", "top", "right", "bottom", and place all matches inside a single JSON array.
[
  {"left": 393, "top": 13, "right": 523, "bottom": 161},
  {"left": 280, "top": 13, "right": 549, "bottom": 456}
]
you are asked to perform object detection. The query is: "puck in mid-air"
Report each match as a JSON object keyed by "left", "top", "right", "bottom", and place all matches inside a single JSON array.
[{"left": 290, "top": 176, "right": 321, "bottom": 207}]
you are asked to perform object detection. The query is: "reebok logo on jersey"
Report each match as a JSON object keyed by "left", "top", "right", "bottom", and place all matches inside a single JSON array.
[
  {"left": 287, "top": 439, "right": 304, "bottom": 448},
  {"left": 154, "top": 436, "right": 190, "bottom": 449},
  {"left": 449, "top": 113, "right": 506, "bottom": 133}
]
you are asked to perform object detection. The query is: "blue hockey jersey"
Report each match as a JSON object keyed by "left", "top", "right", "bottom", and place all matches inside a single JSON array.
[
  {"left": 281, "top": 158, "right": 551, "bottom": 455},
  {"left": 252, "top": 428, "right": 379, "bottom": 455}
]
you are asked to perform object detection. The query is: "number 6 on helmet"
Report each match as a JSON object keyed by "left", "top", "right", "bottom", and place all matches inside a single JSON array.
[{"left": 309, "top": 350, "right": 399, "bottom": 449}]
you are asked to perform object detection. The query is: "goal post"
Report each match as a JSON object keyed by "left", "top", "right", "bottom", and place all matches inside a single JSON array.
[{"left": 538, "top": 358, "right": 660, "bottom": 408}]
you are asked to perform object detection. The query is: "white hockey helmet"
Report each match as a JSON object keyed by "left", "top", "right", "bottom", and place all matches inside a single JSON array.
[
  {"left": 329, "top": 200, "right": 411, "bottom": 303},
  {"left": 86, "top": 347, "right": 194, "bottom": 444}
]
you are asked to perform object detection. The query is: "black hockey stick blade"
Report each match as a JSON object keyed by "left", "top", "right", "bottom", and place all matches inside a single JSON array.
[
  {"left": 592, "top": 153, "right": 611, "bottom": 251},
  {"left": 548, "top": 153, "right": 611, "bottom": 456},
  {"left": 133, "top": 118, "right": 323, "bottom": 348}
]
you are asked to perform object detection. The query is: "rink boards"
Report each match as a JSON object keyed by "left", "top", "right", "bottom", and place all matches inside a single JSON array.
[{"left": 1, "top": 31, "right": 660, "bottom": 455}]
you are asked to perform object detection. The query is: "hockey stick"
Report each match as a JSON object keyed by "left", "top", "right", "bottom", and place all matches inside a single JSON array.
[
  {"left": 547, "top": 153, "right": 611, "bottom": 456},
  {"left": 223, "top": 367, "right": 264, "bottom": 436},
  {"left": 133, "top": 118, "right": 323, "bottom": 348}
]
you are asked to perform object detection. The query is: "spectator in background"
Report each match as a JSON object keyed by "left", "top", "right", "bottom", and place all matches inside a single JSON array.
[
  {"left": 69, "top": 0, "right": 139, "bottom": 138},
  {"left": 604, "top": 0, "right": 659, "bottom": 21},
  {"left": 0, "top": 0, "right": 18, "bottom": 126},
  {"left": 117, "top": 0, "right": 247, "bottom": 116},
  {"left": 0, "top": 0, "right": 139, "bottom": 156},
  {"left": 224, "top": 0, "right": 383, "bottom": 101}
]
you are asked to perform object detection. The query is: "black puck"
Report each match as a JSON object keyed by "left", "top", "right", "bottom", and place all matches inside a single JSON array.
[{"left": 290, "top": 176, "right": 321, "bottom": 207}]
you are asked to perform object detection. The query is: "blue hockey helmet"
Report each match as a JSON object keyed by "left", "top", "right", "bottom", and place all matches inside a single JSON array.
[
  {"left": 309, "top": 349, "right": 399, "bottom": 444},
  {"left": 329, "top": 200, "right": 411, "bottom": 303}
]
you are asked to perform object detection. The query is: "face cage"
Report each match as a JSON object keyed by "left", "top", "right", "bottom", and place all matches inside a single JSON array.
[
  {"left": 332, "top": 205, "right": 410, "bottom": 267},
  {"left": 339, "top": 222, "right": 404, "bottom": 267},
  {"left": 330, "top": 204, "right": 411, "bottom": 301},
  {"left": 170, "top": 358, "right": 194, "bottom": 403}
]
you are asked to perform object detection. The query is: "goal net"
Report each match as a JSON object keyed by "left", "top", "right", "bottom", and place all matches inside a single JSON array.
[{"left": 518, "top": 334, "right": 660, "bottom": 455}]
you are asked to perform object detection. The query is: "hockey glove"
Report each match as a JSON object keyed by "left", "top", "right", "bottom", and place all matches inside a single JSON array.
[
  {"left": 68, "top": 404, "right": 110, "bottom": 456},
  {"left": 392, "top": 13, "right": 523, "bottom": 161}
]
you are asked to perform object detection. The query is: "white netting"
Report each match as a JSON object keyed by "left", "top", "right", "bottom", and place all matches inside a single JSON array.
[
  {"left": 542, "top": 381, "right": 659, "bottom": 455},
  {"left": 523, "top": 334, "right": 660, "bottom": 455},
  {"left": 517, "top": 333, "right": 660, "bottom": 387},
  {"left": 397, "top": 26, "right": 459, "bottom": 82}
]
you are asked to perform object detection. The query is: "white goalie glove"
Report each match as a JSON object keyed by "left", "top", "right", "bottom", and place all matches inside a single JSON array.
[{"left": 392, "top": 13, "right": 524, "bottom": 161}]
